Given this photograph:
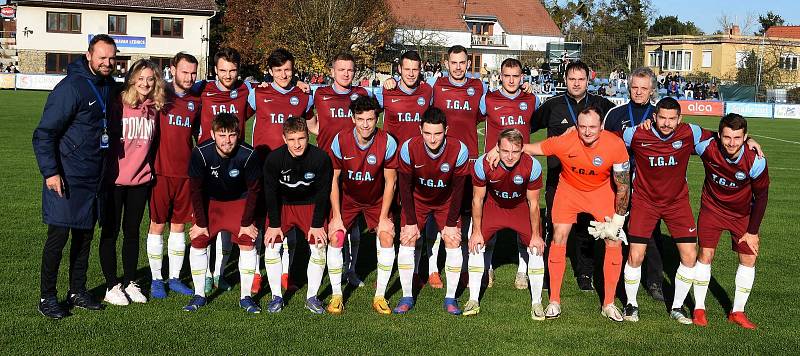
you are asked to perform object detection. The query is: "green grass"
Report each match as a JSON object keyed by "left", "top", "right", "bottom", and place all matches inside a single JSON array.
[{"left": 1, "top": 90, "right": 799, "bottom": 354}]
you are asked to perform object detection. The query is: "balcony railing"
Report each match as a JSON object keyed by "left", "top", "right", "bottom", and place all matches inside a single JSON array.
[{"left": 471, "top": 34, "right": 506, "bottom": 47}]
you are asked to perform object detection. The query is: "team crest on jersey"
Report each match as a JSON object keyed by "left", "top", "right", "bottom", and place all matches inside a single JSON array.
[
  {"left": 305, "top": 172, "right": 315, "bottom": 180},
  {"left": 350, "top": 93, "right": 360, "bottom": 101},
  {"left": 519, "top": 102, "right": 528, "bottom": 111},
  {"left": 290, "top": 96, "right": 300, "bottom": 106},
  {"left": 672, "top": 140, "right": 683, "bottom": 149},
  {"left": 513, "top": 174, "right": 524, "bottom": 185},
  {"left": 735, "top": 171, "right": 746, "bottom": 180},
  {"left": 592, "top": 156, "right": 603, "bottom": 167},
  {"left": 417, "top": 97, "right": 426, "bottom": 106},
  {"left": 440, "top": 163, "right": 451, "bottom": 172},
  {"left": 229, "top": 169, "right": 240, "bottom": 178},
  {"left": 188, "top": 101, "right": 195, "bottom": 111},
  {"left": 466, "top": 87, "right": 476, "bottom": 97},
  {"left": 230, "top": 90, "right": 238, "bottom": 99},
  {"left": 367, "top": 154, "right": 377, "bottom": 165}
]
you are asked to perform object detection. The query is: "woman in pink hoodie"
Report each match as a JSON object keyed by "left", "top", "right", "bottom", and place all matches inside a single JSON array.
[{"left": 100, "top": 59, "right": 165, "bottom": 305}]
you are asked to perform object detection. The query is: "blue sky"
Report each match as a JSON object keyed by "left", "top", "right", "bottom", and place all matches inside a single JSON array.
[{"left": 652, "top": 0, "right": 800, "bottom": 34}]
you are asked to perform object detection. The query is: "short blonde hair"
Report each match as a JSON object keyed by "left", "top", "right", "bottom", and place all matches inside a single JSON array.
[
  {"left": 498, "top": 128, "right": 523, "bottom": 147},
  {"left": 121, "top": 59, "right": 166, "bottom": 111}
]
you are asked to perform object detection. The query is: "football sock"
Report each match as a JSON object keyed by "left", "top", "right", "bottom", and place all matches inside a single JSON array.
[
  {"left": 189, "top": 247, "right": 208, "bottom": 297},
  {"left": 528, "top": 254, "right": 545, "bottom": 304},
  {"left": 671, "top": 262, "right": 695, "bottom": 309},
  {"left": 413, "top": 237, "right": 422, "bottom": 273},
  {"left": 281, "top": 238, "right": 290, "bottom": 275},
  {"left": 238, "top": 249, "right": 256, "bottom": 299},
  {"left": 254, "top": 252, "right": 261, "bottom": 275},
  {"left": 327, "top": 246, "right": 344, "bottom": 295},
  {"left": 264, "top": 244, "right": 282, "bottom": 298},
  {"left": 623, "top": 262, "right": 642, "bottom": 307},
  {"left": 444, "top": 247, "right": 462, "bottom": 299},
  {"left": 693, "top": 261, "right": 712, "bottom": 310},
  {"left": 467, "top": 249, "right": 485, "bottom": 301},
  {"left": 548, "top": 243, "right": 567, "bottom": 303},
  {"left": 482, "top": 242, "right": 494, "bottom": 272},
  {"left": 429, "top": 231, "right": 442, "bottom": 276},
  {"left": 517, "top": 246, "right": 528, "bottom": 274},
  {"left": 214, "top": 232, "right": 232, "bottom": 278},
  {"left": 146, "top": 233, "right": 163, "bottom": 280},
  {"left": 375, "top": 246, "right": 395, "bottom": 297},
  {"left": 603, "top": 245, "right": 623, "bottom": 306},
  {"left": 167, "top": 232, "right": 185, "bottom": 279},
  {"left": 398, "top": 246, "right": 415, "bottom": 298},
  {"left": 732, "top": 264, "right": 755, "bottom": 312},
  {"left": 307, "top": 244, "right": 326, "bottom": 299},
  {"left": 345, "top": 226, "right": 360, "bottom": 274}
]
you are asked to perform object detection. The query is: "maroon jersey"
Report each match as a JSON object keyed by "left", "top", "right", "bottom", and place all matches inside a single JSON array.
[
  {"left": 472, "top": 153, "right": 543, "bottom": 209},
  {"left": 623, "top": 123, "right": 709, "bottom": 206},
  {"left": 377, "top": 82, "right": 433, "bottom": 144},
  {"left": 252, "top": 83, "right": 312, "bottom": 152},
  {"left": 431, "top": 76, "right": 485, "bottom": 158},
  {"left": 695, "top": 137, "right": 769, "bottom": 219},
  {"left": 313, "top": 85, "right": 370, "bottom": 153},
  {"left": 196, "top": 80, "right": 255, "bottom": 142},
  {"left": 398, "top": 136, "right": 470, "bottom": 207},
  {"left": 481, "top": 90, "right": 537, "bottom": 151},
  {"left": 155, "top": 88, "right": 201, "bottom": 178},
  {"left": 330, "top": 128, "right": 399, "bottom": 206}
]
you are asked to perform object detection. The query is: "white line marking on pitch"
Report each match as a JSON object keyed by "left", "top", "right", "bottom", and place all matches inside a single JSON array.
[{"left": 749, "top": 134, "right": 800, "bottom": 145}]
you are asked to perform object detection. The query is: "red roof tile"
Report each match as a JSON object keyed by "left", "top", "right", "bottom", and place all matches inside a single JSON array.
[{"left": 766, "top": 26, "right": 800, "bottom": 40}]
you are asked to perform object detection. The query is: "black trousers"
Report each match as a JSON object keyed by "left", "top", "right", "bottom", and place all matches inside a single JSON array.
[
  {"left": 40, "top": 225, "right": 94, "bottom": 299},
  {"left": 99, "top": 184, "right": 150, "bottom": 289}
]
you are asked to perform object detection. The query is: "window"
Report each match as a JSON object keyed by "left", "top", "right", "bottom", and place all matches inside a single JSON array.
[
  {"left": 470, "top": 53, "right": 482, "bottom": 74},
  {"left": 45, "top": 53, "right": 82, "bottom": 73},
  {"left": 648, "top": 52, "right": 661, "bottom": 68},
  {"left": 664, "top": 50, "right": 692, "bottom": 71},
  {"left": 151, "top": 57, "right": 172, "bottom": 71},
  {"left": 151, "top": 17, "right": 183, "bottom": 38},
  {"left": 46, "top": 12, "right": 81, "bottom": 33},
  {"left": 736, "top": 51, "right": 749, "bottom": 69},
  {"left": 780, "top": 54, "right": 798, "bottom": 70},
  {"left": 468, "top": 22, "right": 493, "bottom": 36},
  {"left": 108, "top": 15, "right": 127, "bottom": 35},
  {"left": 702, "top": 50, "right": 712, "bottom": 68}
]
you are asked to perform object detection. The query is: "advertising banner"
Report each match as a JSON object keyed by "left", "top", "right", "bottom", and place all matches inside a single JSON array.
[
  {"left": 88, "top": 34, "right": 146, "bottom": 48},
  {"left": 773, "top": 104, "right": 800, "bottom": 119},
  {"left": 15, "top": 74, "right": 66, "bottom": 90},
  {"left": 0, "top": 73, "right": 15, "bottom": 89},
  {"left": 678, "top": 100, "right": 724, "bottom": 116},
  {"left": 725, "top": 102, "right": 773, "bottom": 118}
]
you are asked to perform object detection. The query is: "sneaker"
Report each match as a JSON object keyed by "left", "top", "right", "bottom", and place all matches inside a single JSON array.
[
  {"left": 326, "top": 294, "right": 344, "bottom": 315},
  {"left": 393, "top": 297, "right": 415, "bottom": 314},
  {"left": 514, "top": 272, "right": 528, "bottom": 290},
  {"left": 183, "top": 295, "right": 207, "bottom": 312},
  {"left": 647, "top": 283, "right": 665, "bottom": 302},
  {"left": 487, "top": 268, "right": 495, "bottom": 288},
  {"left": 151, "top": 280, "right": 167, "bottom": 299},
  {"left": 251, "top": 273, "right": 262, "bottom": 295},
  {"left": 168, "top": 278, "right": 194, "bottom": 296},
  {"left": 125, "top": 282, "right": 148, "bottom": 303},
  {"left": 601, "top": 304, "right": 624, "bottom": 322},
  {"left": 239, "top": 296, "right": 261, "bottom": 314},
  {"left": 214, "top": 276, "right": 233, "bottom": 291},
  {"left": 623, "top": 303, "right": 639, "bottom": 322},
  {"left": 693, "top": 309, "right": 708, "bottom": 327},
  {"left": 443, "top": 297, "right": 461, "bottom": 315},
  {"left": 530, "top": 303, "right": 545, "bottom": 321},
  {"left": 346, "top": 271, "right": 365, "bottom": 288},
  {"left": 38, "top": 297, "right": 66, "bottom": 319},
  {"left": 428, "top": 272, "right": 444, "bottom": 289},
  {"left": 104, "top": 283, "right": 130, "bottom": 306},
  {"left": 266, "top": 296, "right": 284, "bottom": 313},
  {"left": 305, "top": 296, "right": 325, "bottom": 314},
  {"left": 545, "top": 302, "right": 561, "bottom": 319},
  {"left": 670, "top": 307, "right": 693, "bottom": 325},
  {"left": 462, "top": 300, "right": 480, "bottom": 316},
  {"left": 204, "top": 276, "right": 213, "bottom": 295},
  {"left": 372, "top": 296, "right": 391, "bottom": 315},
  {"left": 728, "top": 311, "right": 756, "bottom": 330},
  {"left": 68, "top": 290, "right": 102, "bottom": 310},
  {"left": 577, "top": 275, "right": 594, "bottom": 291}
]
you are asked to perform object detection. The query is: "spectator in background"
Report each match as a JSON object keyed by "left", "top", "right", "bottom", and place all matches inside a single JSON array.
[
  {"left": 371, "top": 76, "right": 380, "bottom": 87},
  {"left": 360, "top": 76, "right": 369, "bottom": 87},
  {"left": 684, "top": 82, "right": 694, "bottom": 100},
  {"left": 480, "top": 63, "right": 489, "bottom": 83},
  {"left": 605, "top": 84, "right": 617, "bottom": 97}
]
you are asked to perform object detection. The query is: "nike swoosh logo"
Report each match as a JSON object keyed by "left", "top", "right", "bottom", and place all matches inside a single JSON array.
[
  {"left": 414, "top": 164, "right": 425, "bottom": 168},
  {"left": 343, "top": 156, "right": 355, "bottom": 160},
  {"left": 489, "top": 179, "right": 501, "bottom": 183},
  {"left": 281, "top": 169, "right": 291, "bottom": 174},
  {"left": 206, "top": 92, "right": 217, "bottom": 96},
  {"left": 494, "top": 106, "right": 503, "bottom": 111},
  {"left": 641, "top": 143, "right": 653, "bottom": 147},
  {"left": 689, "top": 228, "right": 697, "bottom": 232},
  {"left": 391, "top": 99, "right": 401, "bottom": 103},
  {"left": 89, "top": 100, "right": 96, "bottom": 106},
  {"left": 210, "top": 165, "right": 220, "bottom": 169},
  {"left": 263, "top": 99, "right": 273, "bottom": 103},
  {"left": 568, "top": 154, "right": 577, "bottom": 158},
  {"left": 710, "top": 163, "right": 720, "bottom": 168},
  {"left": 323, "top": 96, "right": 333, "bottom": 101},
  {"left": 441, "top": 88, "right": 450, "bottom": 92}
]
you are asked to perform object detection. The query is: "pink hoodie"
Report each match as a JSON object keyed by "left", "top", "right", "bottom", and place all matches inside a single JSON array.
[{"left": 110, "top": 97, "right": 157, "bottom": 186}]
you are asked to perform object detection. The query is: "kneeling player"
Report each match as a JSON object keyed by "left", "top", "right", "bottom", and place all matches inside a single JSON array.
[
  {"left": 184, "top": 113, "right": 262, "bottom": 313},
  {"left": 263, "top": 116, "right": 333, "bottom": 314},
  {"left": 692, "top": 114, "right": 769, "bottom": 329},
  {"left": 397, "top": 107, "right": 470, "bottom": 315},
  {"left": 327, "top": 96, "right": 398, "bottom": 315},
  {"left": 464, "top": 129, "right": 546, "bottom": 319}
]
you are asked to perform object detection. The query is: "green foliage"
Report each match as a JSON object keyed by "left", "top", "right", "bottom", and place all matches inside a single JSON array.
[
  {"left": 649, "top": 15, "right": 704, "bottom": 36},
  {"left": 756, "top": 11, "right": 785, "bottom": 35}
]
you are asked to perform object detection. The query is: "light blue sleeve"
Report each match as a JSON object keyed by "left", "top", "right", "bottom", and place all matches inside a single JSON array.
[
  {"left": 473, "top": 154, "right": 486, "bottom": 181},
  {"left": 455, "top": 142, "right": 469, "bottom": 167},
  {"left": 400, "top": 139, "right": 411, "bottom": 165},
  {"left": 246, "top": 81, "right": 256, "bottom": 111},
  {"left": 385, "top": 135, "right": 398, "bottom": 160},
  {"left": 330, "top": 133, "right": 342, "bottom": 159},
  {"left": 695, "top": 137, "right": 712, "bottom": 156},
  {"left": 689, "top": 123, "right": 703, "bottom": 146},
  {"left": 750, "top": 156, "right": 767, "bottom": 179},
  {"left": 479, "top": 94, "right": 487, "bottom": 116},
  {"left": 530, "top": 157, "right": 543, "bottom": 182},
  {"left": 374, "top": 88, "right": 384, "bottom": 107},
  {"left": 305, "top": 93, "right": 314, "bottom": 113},
  {"left": 426, "top": 76, "right": 437, "bottom": 88},
  {"left": 190, "top": 80, "right": 205, "bottom": 94},
  {"left": 622, "top": 127, "right": 636, "bottom": 147}
]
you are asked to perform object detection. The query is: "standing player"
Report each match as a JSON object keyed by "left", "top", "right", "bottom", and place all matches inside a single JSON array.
[
  {"left": 327, "top": 96, "right": 398, "bottom": 315},
  {"left": 183, "top": 113, "right": 262, "bottom": 313},
  {"left": 146, "top": 52, "right": 200, "bottom": 299},
  {"left": 692, "top": 114, "right": 769, "bottom": 329},
  {"left": 263, "top": 116, "right": 333, "bottom": 314},
  {"left": 464, "top": 129, "right": 546, "bottom": 319},
  {"left": 396, "top": 107, "right": 470, "bottom": 315}
]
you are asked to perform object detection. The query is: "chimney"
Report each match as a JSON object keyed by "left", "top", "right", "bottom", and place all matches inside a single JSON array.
[{"left": 730, "top": 25, "right": 741, "bottom": 36}]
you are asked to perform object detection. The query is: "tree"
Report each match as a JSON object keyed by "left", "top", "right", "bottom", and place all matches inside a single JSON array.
[
  {"left": 717, "top": 12, "right": 757, "bottom": 35},
  {"left": 542, "top": 0, "right": 593, "bottom": 33},
  {"left": 648, "top": 15, "right": 703, "bottom": 36},
  {"left": 756, "top": 11, "right": 785, "bottom": 35}
]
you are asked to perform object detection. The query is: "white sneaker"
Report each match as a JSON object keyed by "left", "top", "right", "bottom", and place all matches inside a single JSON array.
[
  {"left": 514, "top": 272, "right": 528, "bottom": 289},
  {"left": 601, "top": 303, "right": 624, "bottom": 322},
  {"left": 531, "top": 303, "right": 545, "bottom": 321},
  {"left": 545, "top": 302, "right": 561, "bottom": 319},
  {"left": 125, "top": 282, "right": 148, "bottom": 303},
  {"left": 104, "top": 283, "right": 129, "bottom": 306}
]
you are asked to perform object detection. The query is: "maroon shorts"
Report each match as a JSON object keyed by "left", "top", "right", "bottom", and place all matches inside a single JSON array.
[
  {"left": 340, "top": 199, "right": 387, "bottom": 232},
  {"left": 628, "top": 196, "right": 697, "bottom": 244},
  {"left": 697, "top": 205, "right": 754, "bottom": 255},
  {"left": 400, "top": 200, "right": 460, "bottom": 231},
  {"left": 149, "top": 175, "right": 192, "bottom": 224},
  {"left": 265, "top": 204, "right": 325, "bottom": 244},
  {"left": 190, "top": 199, "right": 255, "bottom": 248},
  {"left": 480, "top": 199, "right": 533, "bottom": 245}
]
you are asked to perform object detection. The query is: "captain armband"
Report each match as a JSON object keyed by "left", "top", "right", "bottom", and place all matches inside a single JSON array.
[{"left": 612, "top": 161, "right": 630, "bottom": 172}]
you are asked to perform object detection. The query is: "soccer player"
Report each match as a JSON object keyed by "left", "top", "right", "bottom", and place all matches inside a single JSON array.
[
  {"left": 327, "top": 96, "right": 398, "bottom": 315},
  {"left": 375, "top": 50, "right": 433, "bottom": 145},
  {"left": 464, "top": 129, "right": 545, "bottom": 319},
  {"left": 183, "top": 113, "right": 262, "bottom": 313},
  {"left": 692, "top": 114, "right": 769, "bottom": 329},
  {"left": 397, "top": 107, "right": 470, "bottom": 315},
  {"left": 146, "top": 52, "right": 201, "bottom": 299},
  {"left": 263, "top": 116, "right": 333, "bottom": 314}
]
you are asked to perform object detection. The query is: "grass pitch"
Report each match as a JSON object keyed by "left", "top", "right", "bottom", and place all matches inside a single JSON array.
[{"left": 0, "top": 90, "right": 798, "bottom": 354}]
